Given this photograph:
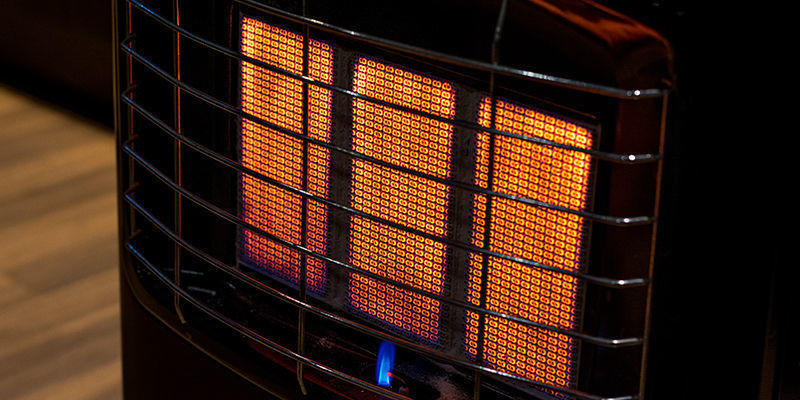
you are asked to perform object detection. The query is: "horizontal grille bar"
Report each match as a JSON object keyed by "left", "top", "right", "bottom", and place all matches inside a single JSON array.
[
  {"left": 122, "top": 90, "right": 649, "bottom": 289},
  {"left": 121, "top": 139, "right": 645, "bottom": 345},
  {"left": 120, "top": 42, "right": 657, "bottom": 228},
  {"left": 124, "top": 223, "right": 638, "bottom": 400},
  {"left": 125, "top": 241, "right": 413, "bottom": 400},
  {"left": 126, "top": 0, "right": 665, "bottom": 165},
  {"left": 233, "top": 0, "right": 667, "bottom": 100}
]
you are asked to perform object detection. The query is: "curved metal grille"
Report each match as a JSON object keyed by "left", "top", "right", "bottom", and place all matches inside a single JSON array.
[{"left": 113, "top": 0, "right": 670, "bottom": 399}]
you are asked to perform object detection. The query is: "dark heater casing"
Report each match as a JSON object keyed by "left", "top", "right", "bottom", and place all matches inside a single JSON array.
[{"left": 113, "top": 1, "right": 794, "bottom": 399}]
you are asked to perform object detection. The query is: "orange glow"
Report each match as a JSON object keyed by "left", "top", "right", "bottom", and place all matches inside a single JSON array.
[
  {"left": 239, "top": 18, "right": 333, "bottom": 294},
  {"left": 347, "top": 58, "right": 455, "bottom": 343},
  {"left": 466, "top": 98, "right": 593, "bottom": 388}
]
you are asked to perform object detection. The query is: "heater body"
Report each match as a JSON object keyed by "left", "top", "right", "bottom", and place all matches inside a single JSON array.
[{"left": 113, "top": 0, "right": 748, "bottom": 399}]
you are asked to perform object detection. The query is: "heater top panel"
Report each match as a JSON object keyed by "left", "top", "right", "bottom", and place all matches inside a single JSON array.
[{"left": 303, "top": 0, "right": 673, "bottom": 90}]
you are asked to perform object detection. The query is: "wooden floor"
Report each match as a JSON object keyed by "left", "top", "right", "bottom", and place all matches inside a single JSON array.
[{"left": 0, "top": 85, "right": 122, "bottom": 400}]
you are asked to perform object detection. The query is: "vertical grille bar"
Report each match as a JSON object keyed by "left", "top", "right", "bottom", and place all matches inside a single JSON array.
[
  {"left": 239, "top": 15, "right": 335, "bottom": 393},
  {"left": 473, "top": 2, "right": 507, "bottom": 398},
  {"left": 637, "top": 92, "right": 670, "bottom": 399},
  {"left": 296, "top": 0, "right": 311, "bottom": 393},
  {"left": 125, "top": 1, "right": 136, "bottom": 238},
  {"left": 172, "top": 0, "right": 186, "bottom": 324}
]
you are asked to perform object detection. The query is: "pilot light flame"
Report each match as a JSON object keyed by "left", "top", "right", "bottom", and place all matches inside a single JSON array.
[
  {"left": 376, "top": 341, "right": 396, "bottom": 387},
  {"left": 239, "top": 17, "right": 333, "bottom": 294},
  {"left": 347, "top": 58, "right": 455, "bottom": 344},
  {"left": 466, "top": 98, "right": 593, "bottom": 389}
]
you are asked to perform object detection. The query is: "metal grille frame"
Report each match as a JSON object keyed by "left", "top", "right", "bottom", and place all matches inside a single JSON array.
[{"left": 112, "top": 0, "right": 672, "bottom": 399}]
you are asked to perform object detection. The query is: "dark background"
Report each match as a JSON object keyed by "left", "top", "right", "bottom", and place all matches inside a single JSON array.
[
  {"left": 0, "top": 1, "right": 793, "bottom": 399},
  {"left": 0, "top": 0, "right": 113, "bottom": 125}
]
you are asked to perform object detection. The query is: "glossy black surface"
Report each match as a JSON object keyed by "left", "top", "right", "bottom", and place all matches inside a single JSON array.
[{"left": 111, "top": 0, "right": 793, "bottom": 399}]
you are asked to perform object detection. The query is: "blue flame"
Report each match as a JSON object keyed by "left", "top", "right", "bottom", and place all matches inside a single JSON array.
[{"left": 376, "top": 341, "right": 396, "bottom": 387}]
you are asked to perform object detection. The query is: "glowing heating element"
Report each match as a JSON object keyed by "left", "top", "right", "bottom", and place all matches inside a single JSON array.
[
  {"left": 347, "top": 58, "right": 455, "bottom": 344},
  {"left": 466, "top": 98, "right": 593, "bottom": 389},
  {"left": 239, "top": 17, "right": 334, "bottom": 294}
]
